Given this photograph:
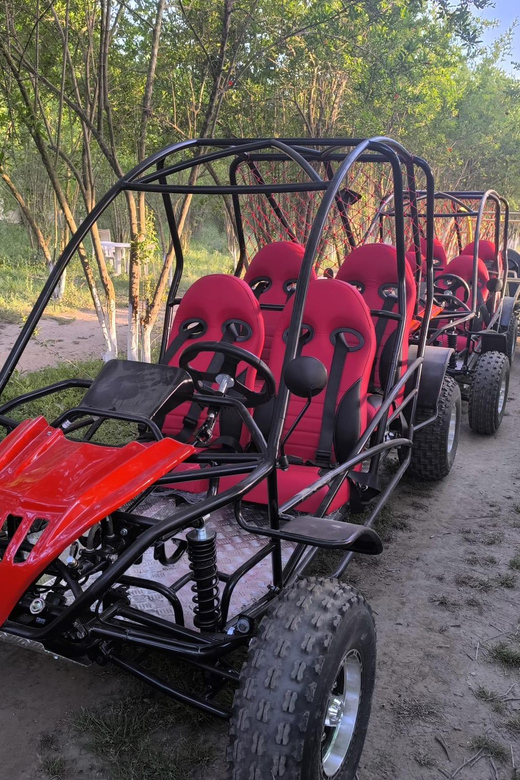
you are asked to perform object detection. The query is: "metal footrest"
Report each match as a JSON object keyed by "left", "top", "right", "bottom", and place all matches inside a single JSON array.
[{"left": 238, "top": 511, "right": 382, "bottom": 554}]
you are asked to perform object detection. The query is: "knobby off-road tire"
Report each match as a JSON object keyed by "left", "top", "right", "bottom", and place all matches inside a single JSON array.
[
  {"left": 407, "top": 375, "right": 461, "bottom": 481},
  {"left": 228, "top": 577, "right": 376, "bottom": 780},
  {"left": 468, "top": 350, "right": 510, "bottom": 435},
  {"left": 504, "top": 314, "right": 518, "bottom": 365}
]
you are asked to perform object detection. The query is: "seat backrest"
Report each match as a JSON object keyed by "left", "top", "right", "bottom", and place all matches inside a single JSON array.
[
  {"left": 443, "top": 253, "right": 489, "bottom": 306},
  {"left": 267, "top": 279, "right": 376, "bottom": 465},
  {"left": 336, "top": 243, "right": 416, "bottom": 392},
  {"left": 407, "top": 237, "right": 447, "bottom": 276},
  {"left": 462, "top": 239, "right": 502, "bottom": 277},
  {"left": 243, "top": 241, "right": 315, "bottom": 365},
  {"left": 161, "top": 274, "right": 264, "bottom": 438}
]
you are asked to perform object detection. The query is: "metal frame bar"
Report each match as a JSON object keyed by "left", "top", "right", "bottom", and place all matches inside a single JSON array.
[{"left": 0, "top": 136, "right": 438, "bottom": 711}]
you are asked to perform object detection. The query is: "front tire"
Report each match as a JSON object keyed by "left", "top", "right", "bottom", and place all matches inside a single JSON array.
[
  {"left": 468, "top": 351, "right": 510, "bottom": 435},
  {"left": 228, "top": 577, "right": 376, "bottom": 780},
  {"left": 407, "top": 375, "right": 461, "bottom": 481}
]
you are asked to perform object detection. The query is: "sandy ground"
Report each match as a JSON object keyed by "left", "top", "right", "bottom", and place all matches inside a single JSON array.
[{"left": 0, "top": 322, "right": 519, "bottom": 780}]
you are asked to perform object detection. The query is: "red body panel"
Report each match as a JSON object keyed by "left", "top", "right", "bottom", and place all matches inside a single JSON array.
[{"left": 0, "top": 417, "right": 194, "bottom": 626}]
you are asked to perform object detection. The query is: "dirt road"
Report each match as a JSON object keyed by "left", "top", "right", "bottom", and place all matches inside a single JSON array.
[{"left": 0, "top": 342, "right": 519, "bottom": 780}]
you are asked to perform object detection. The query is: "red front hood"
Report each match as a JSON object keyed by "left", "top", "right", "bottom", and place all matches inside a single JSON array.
[{"left": 0, "top": 417, "right": 194, "bottom": 626}]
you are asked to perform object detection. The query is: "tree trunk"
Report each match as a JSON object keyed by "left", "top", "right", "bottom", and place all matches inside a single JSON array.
[{"left": 0, "top": 166, "right": 53, "bottom": 267}]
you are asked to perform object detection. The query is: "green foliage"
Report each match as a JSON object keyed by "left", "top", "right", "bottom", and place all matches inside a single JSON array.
[{"left": 0, "top": 0, "right": 519, "bottom": 336}]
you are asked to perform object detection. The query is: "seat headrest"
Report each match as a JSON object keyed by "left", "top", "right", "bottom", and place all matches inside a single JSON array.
[
  {"left": 406, "top": 237, "right": 447, "bottom": 274},
  {"left": 176, "top": 274, "right": 263, "bottom": 332},
  {"left": 337, "top": 243, "right": 415, "bottom": 296},
  {"left": 421, "top": 236, "right": 447, "bottom": 265},
  {"left": 244, "top": 241, "right": 313, "bottom": 299},
  {"left": 447, "top": 254, "right": 489, "bottom": 287},
  {"left": 462, "top": 240, "right": 496, "bottom": 265}
]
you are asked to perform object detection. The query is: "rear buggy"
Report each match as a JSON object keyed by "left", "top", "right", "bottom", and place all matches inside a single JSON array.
[
  {"left": 373, "top": 189, "right": 518, "bottom": 435},
  {"left": 0, "top": 137, "right": 454, "bottom": 779}
]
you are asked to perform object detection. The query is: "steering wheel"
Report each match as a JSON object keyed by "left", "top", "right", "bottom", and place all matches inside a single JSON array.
[
  {"left": 179, "top": 341, "right": 276, "bottom": 407},
  {"left": 434, "top": 273, "right": 472, "bottom": 312}
]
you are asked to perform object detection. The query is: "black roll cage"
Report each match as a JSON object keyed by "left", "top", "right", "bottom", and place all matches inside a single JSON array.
[{"left": 0, "top": 137, "right": 436, "bottom": 683}]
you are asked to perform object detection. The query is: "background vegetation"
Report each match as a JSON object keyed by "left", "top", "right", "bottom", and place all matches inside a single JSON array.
[{"left": 0, "top": 0, "right": 519, "bottom": 360}]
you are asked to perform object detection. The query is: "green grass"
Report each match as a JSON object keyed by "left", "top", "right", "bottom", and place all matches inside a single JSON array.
[
  {"left": 1, "top": 360, "right": 102, "bottom": 425},
  {"left": 0, "top": 221, "right": 233, "bottom": 325},
  {"left": 509, "top": 554, "right": 520, "bottom": 570},
  {"left": 489, "top": 640, "right": 520, "bottom": 667},
  {"left": 468, "top": 735, "right": 507, "bottom": 761},
  {"left": 507, "top": 715, "right": 520, "bottom": 734},
  {"left": 39, "top": 755, "right": 66, "bottom": 780},
  {"left": 73, "top": 690, "right": 221, "bottom": 780},
  {"left": 494, "top": 572, "right": 517, "bottom": 589}
]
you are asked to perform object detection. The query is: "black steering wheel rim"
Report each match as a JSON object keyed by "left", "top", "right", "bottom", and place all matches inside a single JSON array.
[
  {"left": 434, "top": 272, "right": 472, "bottom": 311},
  {"left": 179, "top": 341, "right": 276, "bottom": 407}
]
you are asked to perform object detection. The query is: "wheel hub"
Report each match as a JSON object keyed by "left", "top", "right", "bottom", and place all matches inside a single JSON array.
[
  {"left": 325, "top": 695, "right": 346, "bottom": 728},
  {"left": 447, "top": 404, "right": 457, "bottom": 454},
  {"left": 321, "top": 650, "right": 362, "bottom": 777},
  {"left": 498, "top": 375, "right": 507, "bottom": 415}
]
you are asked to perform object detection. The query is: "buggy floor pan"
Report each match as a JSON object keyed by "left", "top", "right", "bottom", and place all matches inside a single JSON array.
[
  {"left": 125, "top": 492, "right": 295, "bottom": 628},
  {"left": 1, "top": 492, "right": 296, "bottom": 656}
]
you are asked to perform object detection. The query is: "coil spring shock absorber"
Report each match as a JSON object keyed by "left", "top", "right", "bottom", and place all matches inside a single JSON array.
[
  {"left": 447, "top": 330, "right": 457, "bottom": 368},
  {"left": 187, "top": 523, "right": 221, "bottom": 631}
]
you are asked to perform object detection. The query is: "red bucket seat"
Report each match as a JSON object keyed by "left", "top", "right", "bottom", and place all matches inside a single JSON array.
[
  {"left": 243, "top": 241, "right": 315, "bottom": 365},
  {"left": 337, "top": 243, "right": 416, "bottom": 397},
  {"left": 220, "top": 278, "right": 377, "bottom": 512},
  {"left": 407, "top": 237, "right": 447, "bottom": 275},
  {"left": 440, "top": 254, "right": 489, "bottom": 308},
  {"left": 462, "top": 239, "right": 502, "bottom": 277},
  {"left": 161, "top": 274, "right": 264, "bottom": 441}
]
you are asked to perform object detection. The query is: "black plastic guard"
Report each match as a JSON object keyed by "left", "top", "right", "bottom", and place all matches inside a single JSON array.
[{"left": 408, "top": 345, "right": 451, "bottom": 410}]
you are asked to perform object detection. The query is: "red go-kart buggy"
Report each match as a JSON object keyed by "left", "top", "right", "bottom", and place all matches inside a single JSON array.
[{"left": 0, "top": 137, "right": 455, "bottom": 779}]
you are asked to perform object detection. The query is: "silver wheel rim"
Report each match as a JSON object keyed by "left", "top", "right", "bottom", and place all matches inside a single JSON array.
[
  {"left": 498, "top": 375, "right": 507, "bottom": 415},
  {"left": 447, "top": 404, "right": 457, "bottom": 455},
  {"left": 321, "top": 650, "right": 362, "bottom": 777}
]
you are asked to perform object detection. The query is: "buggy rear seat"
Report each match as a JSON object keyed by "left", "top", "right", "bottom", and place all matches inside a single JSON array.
[
  {"left": 434, "top": 254, "right": 490, "bottom": 351},
  {"left": 243, "top": 241, "right": 315, "bottom": 365},
  {"left": 336, "top": 243, "right": 416, "bottom": 425},
  {"left": 462, "top": 240, "right": 502, "bottom": 276},
  {"left": 406, "top": 237, "right": 447, "bottom": 276}
]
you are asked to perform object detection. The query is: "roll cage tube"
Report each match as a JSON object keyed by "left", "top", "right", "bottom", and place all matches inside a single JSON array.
[
  {"left": 0, "top": 136, "right": 430, "bottom": 515},
  {"left": 264, "top": 137, "right": 418, "bottom": 463},
  {"left": 0, "top": 137, "right": 325, "bottom": 393}
]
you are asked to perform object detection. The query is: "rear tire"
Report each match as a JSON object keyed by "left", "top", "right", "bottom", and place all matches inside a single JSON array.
[
  {"left": 407, "top": 375, "right": 461, "bottom": 481},
  {"left": 468, "top": 351, "right": 509, "bottom": 434},
  {"left": 504, "top": 314, "right": 518, "bottom": 365},
  {"left": 228, "top": 577, "right": 376, "bottom": 780}
]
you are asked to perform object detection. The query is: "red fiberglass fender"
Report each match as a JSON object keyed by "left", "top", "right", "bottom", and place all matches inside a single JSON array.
[{"left": 0, "top": 417, "right": 194, "bottom": 626}]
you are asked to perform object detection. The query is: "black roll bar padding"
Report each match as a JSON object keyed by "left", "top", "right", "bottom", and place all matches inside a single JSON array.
[
  {"left": 499, "top": 296, "right": 516, "bottom": 329},
  {"left": 0, "top": 378, "right": 92, "bottom": 415}
]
